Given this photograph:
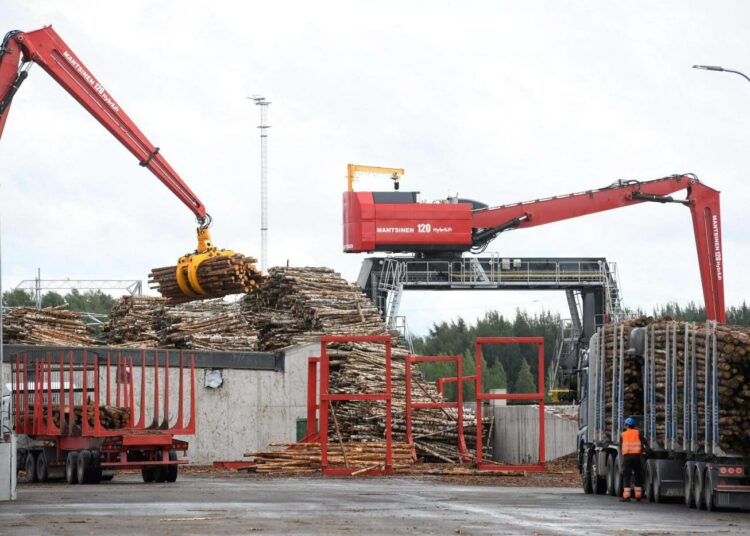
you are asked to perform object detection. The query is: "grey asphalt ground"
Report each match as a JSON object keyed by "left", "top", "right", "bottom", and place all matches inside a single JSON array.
[{"left": 1, "top": 475, "right": 749, "bottom": 535}]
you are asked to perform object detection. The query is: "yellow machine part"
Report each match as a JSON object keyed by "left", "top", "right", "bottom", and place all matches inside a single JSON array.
[{"left": 175, "top": 227, "right": 235, "bottom": 297}]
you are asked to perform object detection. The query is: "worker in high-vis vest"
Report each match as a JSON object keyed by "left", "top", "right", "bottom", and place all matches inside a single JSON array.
[{"left": 620, "top": 416, "right": 648, "bottom": 502}]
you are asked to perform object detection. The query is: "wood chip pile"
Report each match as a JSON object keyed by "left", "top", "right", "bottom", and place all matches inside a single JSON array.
[
  {"left": 246, "top": 442, "right": 415, "bottom": 475},
  {"left": 149, "top": 253, "right": 263, "bottom": 303},
  {"left": 3, "top": 306, "right": 96, "bottom": 346}
]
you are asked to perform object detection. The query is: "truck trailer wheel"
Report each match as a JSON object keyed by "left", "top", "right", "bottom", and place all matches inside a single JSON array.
[
  {"left": 581, "top": 449, "right": 593, "bottom": 494},
  {"left": 613, "top": 455, "right": 623, "bottom": 498},
  {"left": 77, "top": 450, "right": 92, "bottom": 484},
  {"left": 36, "top": 452, "right": 49, "bottom": 483},
  {"left": 644, "top": 460, "right": 654, "bottom": 502},
  {"left": 653, "top": 465, "right": 663, "bottom": 503},
  {"left": 22, "top": 452, "right": 37, "bottom": 483},
  {"left": 703, "top": 469, "right": 716, "bottom": 512},
  {"left": 141, "top": 467, "right": 156, "bottom": 483},
  {"left": 90, "top": 450, "right": 102, "bottom": 484},
  {"left": 684, "top": 463, "right": 695, "bottom": 508},
  {"left": 693, "top": 466, "right": 705, "bottom": 510},
  {"left": 591, "top": 453, "right": 606, "bottom": 494},
  {"left": 65, "top": 452, "right": 78, "bottom": 485},
  {"left": 606, "top": 454, "right": 616, "bottom": 496},
  {"left": 166, "top": 451, "right": 178, "bottom": 483}
]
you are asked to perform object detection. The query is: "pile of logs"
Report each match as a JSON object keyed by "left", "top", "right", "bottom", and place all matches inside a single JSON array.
[
  {"left": 44, "top": 405, "right": 131, "bottom": 431},
  {"left": 602, "top": 318, "right": 750, "bottom": 456},
  {"left": 246, "top": 441, "right": 415, "bottom": 475},
  {"left": 3, "top": 306, "right": 96, "bottom": 346},
  {"left": 102, "top": 296, "right": 166, "bottom": 348},
  {"left": 242, "top": 267, "right": 387, "bottom": 351},
  {"left": 158, "top": 299, "right": 259, "bottom": 351},
  {"left": 149, "top": 254, "right": 263, "bottom": 303}
]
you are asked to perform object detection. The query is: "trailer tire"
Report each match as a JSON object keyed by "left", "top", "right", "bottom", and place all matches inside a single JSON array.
[
  {"left": 704, "top": 469, "right": 716, "bottom": 512},
  {"left": 581, "top": 448, "right": 593, "bottom": 494},
  {"left": 693, "top": 466, "right": 705, "bottom": 510},
  {"left": 154, "top": 466, "right": 167, "bottom": 483},
  {"left": 36, "top": 452, "right": 48, "bottom": 483},
  {"left": 90, "top": 450, "right": 102, "bottom": 484},
  {"left": 653, "top": 465, "right": 663, "bottom": 504},
  {"left": 591, "top": 453, "right": 606, "bottom": 494},
  {"left": 65, "top": 451, "right": 78, "bottom": 485},
  {"left": 77, "top": 450, "right": 92, "bottom": 484},
  {"left": 684, "top": 463, "right": 695, "bottom": 508},
  {"left": 141, "top": 467, "right": 156, "bottom": 483},
  {"left": 613, "top": 455, "right": 623, "bottom": 498},
  {"left": 22, "top": 452, "right": 37, "bottom": 483},
  {"left": 606, "top": 454, "right": 616, "bottom": 496},
  {"left": 166, "top": 451, "right": 178, "bottom": 483}
]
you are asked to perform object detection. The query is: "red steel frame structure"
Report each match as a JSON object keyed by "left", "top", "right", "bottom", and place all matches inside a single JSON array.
[
  {"left": 319, "top": 335, "right": 393, "bottom": 476},
  {"left": 475, "top": 337, "right": 546, "bottom": 472},
  {"left": 405, "top": 355, "right": 469, "bottom": 461},
  {"left": 437, "top": 375, "right": 478, "bottom": 396},
  {"left": 302, "top": 356, "right": 321, "bottom": 442},
  {"left": 13, "top": 349, "right": 196, "bottom": 471}
]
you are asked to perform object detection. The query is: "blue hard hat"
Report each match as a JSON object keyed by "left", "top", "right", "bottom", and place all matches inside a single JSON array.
[{"left": 624, "top": 417, "right": 635, "bottom": 427}]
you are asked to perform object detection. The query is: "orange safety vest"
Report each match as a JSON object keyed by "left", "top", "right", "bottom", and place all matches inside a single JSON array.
[{"left": 621, "top": 428, "right": 642, "bottom": 455}]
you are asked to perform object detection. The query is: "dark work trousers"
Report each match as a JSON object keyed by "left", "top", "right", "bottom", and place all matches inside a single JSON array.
[{"left": 621, "top": 454, "right": 643, "bottom": 489}]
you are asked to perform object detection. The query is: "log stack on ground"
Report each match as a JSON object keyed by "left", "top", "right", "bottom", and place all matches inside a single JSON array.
[
  {"left": 241, "top": 267, "right": 486, "bottom": 464},
  {"left": 3, "top": 306, "right": 97, "bottom": 346},
  {"left": 158, "top": 299, "right": 258, "bottom": 351},
  {"left": 245, "top": 441, "right": 415, "bottom": 475},
  {"left": 102, "top": 296, "right": 166, "bottom": 348},
  {"left": 149, "top": 253, "right": 263, "bottom": 303}
]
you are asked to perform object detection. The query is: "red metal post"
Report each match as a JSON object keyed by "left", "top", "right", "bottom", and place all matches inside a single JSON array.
[
  {"left": 106, "top": 352, "right": 111, "bottom": 406},
  {"left": 538, "top": 341, "right": 546, "bottom": 465},
  {"left": 164, "top": 351, "right": 170, "bottom": 428},
  {"left": 23, "top": 353, "right": 29, "bottom": 433},
  {"left": 320, "top": 345, "right": 330, "bottom": 472},
  {"left": 305, "top": 357, "right": 319, "bottom": 440},
  {"left": 139, "top": 352, "right": 146, "bottom": 428},
  {"left": 116, "top": 353, "right": 122, "bottom": 406},
  {"left": 176, "top": 351, "right": 185, "bottom": 429},
  {"left": 153, "top": 351, "right": 160, "bottom": 428}
]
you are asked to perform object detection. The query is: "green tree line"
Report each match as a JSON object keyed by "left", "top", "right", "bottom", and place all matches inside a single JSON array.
[
  {"left": 2, "top": 289, "right": 116, "bottom": 315},
  {"left": 413, "top": 302, "right": 750, "bottom": 403}
]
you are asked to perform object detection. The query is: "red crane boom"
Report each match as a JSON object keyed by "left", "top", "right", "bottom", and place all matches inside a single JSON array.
[
  {"left": 343, "top": 172, "right": 725, "bottom": 322},
  {"left": 0, "top": 26, "right": 207, "bottom": 224}
]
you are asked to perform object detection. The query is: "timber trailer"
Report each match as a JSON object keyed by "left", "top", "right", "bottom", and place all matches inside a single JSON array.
[
  {"left": 579, "top": 321, "right": 750, "bottom": 510},
  {"left": 11, "top": 348, "right": 196, "bottom": 484}
]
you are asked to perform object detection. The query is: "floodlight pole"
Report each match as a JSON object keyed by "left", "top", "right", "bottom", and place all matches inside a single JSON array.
[{"left": 693, "top": 65, "right": 750, "bottom": 84}]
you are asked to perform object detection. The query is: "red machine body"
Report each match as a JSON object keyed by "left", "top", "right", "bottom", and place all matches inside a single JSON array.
[
  {"left": 344, "top": 174, "right": 725, "bottom": 322},
  {"left": 343, "top": 191, "right": 473, "bottom": 252}
]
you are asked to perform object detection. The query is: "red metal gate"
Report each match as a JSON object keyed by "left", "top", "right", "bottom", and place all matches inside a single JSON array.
[{"left": 474, "top": 337, "right": 546, "bottom": 472}]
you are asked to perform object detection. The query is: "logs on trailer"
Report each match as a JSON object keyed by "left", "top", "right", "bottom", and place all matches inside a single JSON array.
[
  {"left": 149, "top": 253, "right": 263, "bottom": 303},
  {"left": 246, "top": 442, "right": 416, "bottom": 475},
  {"left": 43, "top": 405, "right": 131, "bottom": 431},
  {"left": 3, "top": 306, "right": 97, "bottom": 346},
  {"left": 601, "top": 317, "right": 750, "bottom": 456}
]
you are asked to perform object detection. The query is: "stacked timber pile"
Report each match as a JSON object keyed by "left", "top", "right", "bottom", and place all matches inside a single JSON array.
[
  {"left": 246, "top": 442, "right": 415, "bottom": 475},
  {"left": 102, "top": 296, "right": 166, "bottom": 348},
  {"left": 603, "top": 318, "right": 750, "bottom": 456},
  {"left": 158, "top": 299, "right": 258, "bottom": 351},
  {"left": 149, "top": 254, "right": 263, "bottom": 303},
  {"left": 242, "top": 267, "right": 386, "bottom": 350},
  {"left": 240, "top": 267, "right": 485, "bottom": 466},
  {"left": 44, "top": 405, "right": 131, "bottom": 432},
  {"left": 3, "top": 306, "right": 96, "bottom": 346}
]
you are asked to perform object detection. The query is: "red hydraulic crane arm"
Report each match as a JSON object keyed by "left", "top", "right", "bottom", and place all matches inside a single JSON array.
[
  {"left": 0, "top": 26, "right": 208, "bottom": 224},
  {"left": 471, "top": 174, "right": 725, "bottom": 322}
]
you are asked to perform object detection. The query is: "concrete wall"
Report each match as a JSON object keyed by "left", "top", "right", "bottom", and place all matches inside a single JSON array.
[{"left": 492, "top": 405, "right": 578, "bottom": 464}]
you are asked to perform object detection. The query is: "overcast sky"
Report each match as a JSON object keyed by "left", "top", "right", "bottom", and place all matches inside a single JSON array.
[{"left": 2, "top": 1, "right": 749, "bottom": 335}]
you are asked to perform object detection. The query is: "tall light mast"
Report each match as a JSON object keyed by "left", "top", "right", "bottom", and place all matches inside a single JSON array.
[{"left": 249, "top": 95, "right": 271, "bottom": 273}]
